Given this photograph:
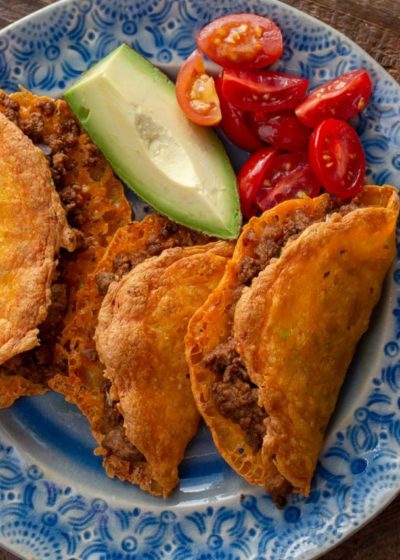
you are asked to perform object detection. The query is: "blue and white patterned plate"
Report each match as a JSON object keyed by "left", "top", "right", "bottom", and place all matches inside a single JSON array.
[{"left": 1, "top": 1, "right": 400, "bottom": 558}]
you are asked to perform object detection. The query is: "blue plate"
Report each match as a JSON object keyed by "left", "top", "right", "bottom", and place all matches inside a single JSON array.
[{"left": 1, "top": 1, "right": 400, "bottom": 558}]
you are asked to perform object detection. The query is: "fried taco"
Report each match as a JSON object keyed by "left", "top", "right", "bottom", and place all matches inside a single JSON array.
[
  {"left": 0, "top": 88, "right": 131, "bottom": 406},
  {"left": 50, "top": 215, "right": 210, "bottom": 493},
  {"left": 95, "top": 240, "right": 233, "bottom": 496},
  {"left": 185, "top": 185, "right": 399, "bottom": 501},
  {"left": 0, "top": 112, "right": 74, "bottom": 366}
]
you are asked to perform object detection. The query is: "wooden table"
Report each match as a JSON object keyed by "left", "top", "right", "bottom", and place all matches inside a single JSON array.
[{"left": 0, "top": 1, "right": 399, "bottom": 559}]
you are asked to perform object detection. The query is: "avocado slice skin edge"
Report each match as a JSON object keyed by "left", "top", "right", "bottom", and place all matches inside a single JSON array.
[{"left": 65, "top": 44, "right": 242, "bottom": 239}]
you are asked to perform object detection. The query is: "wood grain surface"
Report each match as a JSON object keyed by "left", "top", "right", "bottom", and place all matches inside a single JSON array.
[{"left": 0, "top": 1, "right": 399, "bottom": 559}]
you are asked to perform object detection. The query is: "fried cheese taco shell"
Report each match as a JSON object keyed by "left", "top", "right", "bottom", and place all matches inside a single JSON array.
[
  {"left": 50, "top": 215, "right": 211, "bottom": 493},
  {"left": 0, "top": 88, "right": 131, "bottom": 406},
  {"left": 186, "top": 186, "right": 399, "bottom": 500},
  {"left": 95, "top": 241, "right": 233, "bottom": 496},
  {"left": 0, "top": 112, "right": 74, "bottom": 366}
]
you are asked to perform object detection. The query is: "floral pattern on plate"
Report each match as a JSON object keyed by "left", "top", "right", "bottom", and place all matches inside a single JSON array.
[{"left": 0, "top": 0, "right": 400, "bottom": 558}]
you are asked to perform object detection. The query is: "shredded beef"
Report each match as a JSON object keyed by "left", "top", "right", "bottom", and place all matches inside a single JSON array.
[
  {"left": 95, "top": 271, "right": 116, "bottom": 295},
  {"left": 102, "top": 423, "right": 145, "bottom": 462}
]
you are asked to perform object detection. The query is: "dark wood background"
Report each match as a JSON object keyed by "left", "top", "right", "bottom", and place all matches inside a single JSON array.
[{"left": 0, "top": 1, "right": 399, "bottom": 559}]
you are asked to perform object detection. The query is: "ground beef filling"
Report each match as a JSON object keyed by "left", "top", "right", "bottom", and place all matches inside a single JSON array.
[
  {"left": 206, "top": 339, "right": 266, "bottom": 450},
  {"left": 96, "top": 221, "right": 211, "bottom": 463},
  {"left": 100, "top": 381, "right": 145, "bottom": 462},
  {"left": 95, "top": 220, "right": 210, "bottom": 296},
  {"left": 0, "top": 92, "right": 94, "bottom": 379},
  {"left": 102, "top": 424, "right": 145, "bottom": 462},
  {"left": 206, "top": 199, "right": 359, "bottom": 453},
  {"left": 95, "top": 271, "right": 116, "bottom": 296},
  {"left": 207, "top": 215, "right": 320, "bottom": 449},
  {"left": 0, "top": 276, "right": 69, "bottom": 381}
]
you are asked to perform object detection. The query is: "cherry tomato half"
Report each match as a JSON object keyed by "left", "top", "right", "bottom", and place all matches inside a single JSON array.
[
  {"left": 196, "top": 14, "right": 283, "bottom": 70},
  {"left": 221, "top": 69, "right": 308, "bottom": 112},
  {"left": 237, "top": 147, "right": 278, "bottom": 218},
  {"left": 295, "top": 69, "right": 372, "bottom": 128},
  {"left": 176, "top": 50, "right": 221, "bottom": 126},
  {"left": 256, "top": 153, "right": 321, "bottom": 211},
  {"left": 309, "top": 119, "right": 365, "bottom": 199},
  {"left": 246, "top": 110, "right": 311, "bottom": 152},
  {"left": 215, "top": 76, "right": 264, "bottom": 152}
]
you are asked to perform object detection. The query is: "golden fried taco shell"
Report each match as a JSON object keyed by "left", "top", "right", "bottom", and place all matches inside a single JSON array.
[
  {"left": 50, "top": 215, "right": 210, "bottom": 492},
  {"left": 95, "top": 241, "right": 233, "bottom": 496},
  {"left": 0, "top": 112, "right": 74, "bottom": 366},
  {"left": 0, "top": 88, "right": 131, "bottom": 405},
  {"left": 186, "top": 186, "right": 399, "bottom": 498}
]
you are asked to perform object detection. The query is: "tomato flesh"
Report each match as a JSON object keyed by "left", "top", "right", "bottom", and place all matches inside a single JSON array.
[
  {"left": 237, "top": 147, "right": 278, "bottom": 218},
  {"left": 196, "top": 14, "right": 283, "bottom": 69},
  {"left": 175, "top": 50, "right": 221, "bottom": 126},
  {"left": 246, "top": 110, "right": 311, "bottom": 152},
  {"left": 309, "top": 119, "right": 365, "bottom": 199},
  {"left": 238, "top": 149, "right": 320, "bottom": 218},
  {"left": 256, "top": 153, "right": 320, "bottom": 211},
  {"left": 214, "top": 76, "right": 263, "bottom": 151},
  {"left": 295, "top": 69, "right": 372, "bottom": 128},
  {"left": 221, "top": 69, "right": 308, "bottom": 112}
]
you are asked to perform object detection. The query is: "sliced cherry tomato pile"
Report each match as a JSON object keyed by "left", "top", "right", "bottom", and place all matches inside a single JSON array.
[{"left": 176, "top": 13, "right": 372, "bottom": 218}]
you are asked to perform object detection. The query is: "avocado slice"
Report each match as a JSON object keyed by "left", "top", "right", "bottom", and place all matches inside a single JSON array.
[{"left": 65, "top": 44, "right": 241, "bottom": 239}]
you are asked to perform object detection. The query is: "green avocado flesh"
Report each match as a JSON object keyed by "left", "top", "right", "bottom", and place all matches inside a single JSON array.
[{"left": 65, "top": 44, "right": 241, "bottom": 239}]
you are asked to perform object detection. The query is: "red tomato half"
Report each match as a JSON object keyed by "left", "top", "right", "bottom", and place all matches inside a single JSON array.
[
  {"left": 256, "top": 153, "right": 321, "bottom": 211},
  {"left": 196, "top": 14, "right": 283, "bottom": 70},
  {"left": 246, "top": 110, "right": 311, "bottom": 152},
  {"left": 295, "top": 69, "right": 372, "bottom": 128},
  {"left": 176, "top": 50, "right": 221, "bottom": 126},
  {"left": 237, "top": 147, "right": 278, "bottom": 218},
  {"left": 221, "top": 69, "right": 308, "bottom": 112},
  {"left": 309, "top": 119, "right": 365, "bottom": 198},
  {"left": 215, "top": 76, "right": 263, "bottom": 151}
]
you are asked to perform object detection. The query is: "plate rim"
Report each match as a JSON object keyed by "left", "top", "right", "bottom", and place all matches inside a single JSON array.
[{"left": 0, "top": 0, "right": 399, "bottom": 559}]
